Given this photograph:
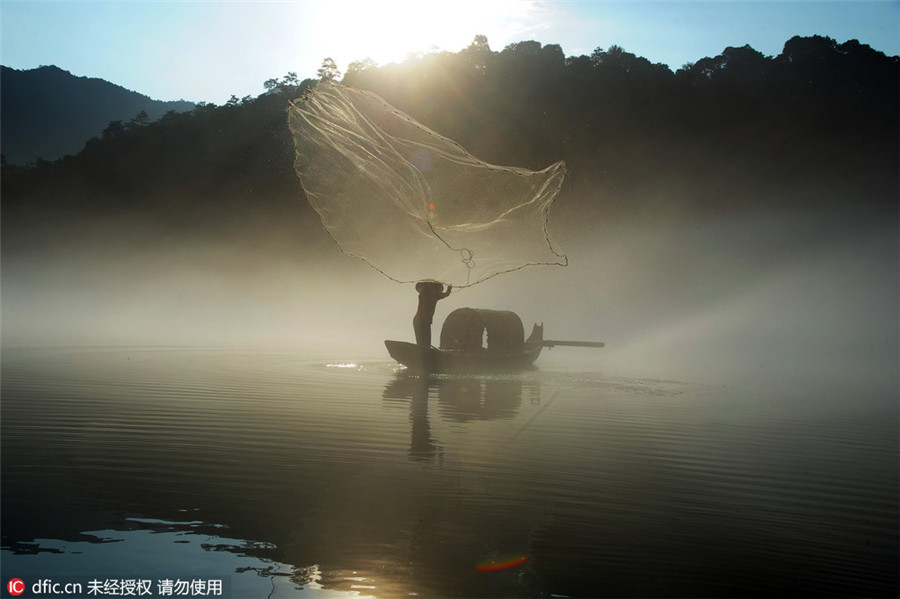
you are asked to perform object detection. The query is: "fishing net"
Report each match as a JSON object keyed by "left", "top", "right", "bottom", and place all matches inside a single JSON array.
[{"left": 288, "top": 82, "right": 567, "bottom": 287}]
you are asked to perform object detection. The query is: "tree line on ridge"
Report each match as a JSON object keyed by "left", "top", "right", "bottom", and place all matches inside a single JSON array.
[{"left": 2, "top": 34, "right": 896, "bottom": 246}]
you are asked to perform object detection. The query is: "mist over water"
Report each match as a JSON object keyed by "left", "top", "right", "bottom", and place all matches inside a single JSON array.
[{"left": 3, "top": 194, "right": 896, "bottom": 390}]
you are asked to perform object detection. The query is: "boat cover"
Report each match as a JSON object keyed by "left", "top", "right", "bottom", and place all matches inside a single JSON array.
[{"left": 440, "top": 308, "right": 525, "bottom": 353}]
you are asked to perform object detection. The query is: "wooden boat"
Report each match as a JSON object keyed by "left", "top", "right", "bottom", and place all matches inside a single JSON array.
[
  {"left": 385, "top": 308, "right": 604, "bottom": 373},
  {"left": 385, "top": 324, "right": 545, "bottom": 373}
]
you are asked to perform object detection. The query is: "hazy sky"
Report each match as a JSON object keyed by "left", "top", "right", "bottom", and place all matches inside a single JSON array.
[{"left": 1, "top": 0, "right": 898, "bottom": 104}]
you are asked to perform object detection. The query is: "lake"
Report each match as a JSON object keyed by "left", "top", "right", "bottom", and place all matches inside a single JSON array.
[{"left": 1, "top": 345, "right": 896, "bottom": 597}]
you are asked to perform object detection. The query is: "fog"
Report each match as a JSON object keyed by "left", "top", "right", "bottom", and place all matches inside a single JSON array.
[{"left": 2, "top": 195, "right": 897, "bottom": 390}]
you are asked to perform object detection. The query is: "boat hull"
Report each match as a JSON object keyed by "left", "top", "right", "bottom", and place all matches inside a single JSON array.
[{"left": 384, "top": 340, "right": 543, "bottom": 373}]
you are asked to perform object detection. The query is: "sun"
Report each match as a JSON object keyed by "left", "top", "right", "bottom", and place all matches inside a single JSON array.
[
  {"left": 319, "top": 1, "right": 477, "bottom": 66},
  {"left": 313, "top": 0, "right": 548, "bottom": 70}
]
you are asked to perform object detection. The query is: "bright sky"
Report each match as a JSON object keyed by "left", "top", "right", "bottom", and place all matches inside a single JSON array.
[{"left": 1, "top": 0, "right": 897, "bottom": 104}]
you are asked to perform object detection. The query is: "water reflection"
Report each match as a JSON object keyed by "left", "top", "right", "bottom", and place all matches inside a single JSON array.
[
  {"left": 1, "top": 348, "right": 896, "bottom": 597},
  {"left": 383, "top": 372, "right": 541, "bottom": 462},
  {"left": 1, "top": 516, "right": 340, "bottom": 598}
]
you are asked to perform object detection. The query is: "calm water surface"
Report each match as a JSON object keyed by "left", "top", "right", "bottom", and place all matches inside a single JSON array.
[{"left": 1, "top": 347, "right": 897, "bottom": 597}]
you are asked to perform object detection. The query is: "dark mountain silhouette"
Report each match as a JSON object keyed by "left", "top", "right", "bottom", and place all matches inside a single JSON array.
[
  {"left": 0, "top": 65, "right": 195, "bottom": 165},
  {"left": 2, "top": 35, "right": 897, "bottom": 255}
]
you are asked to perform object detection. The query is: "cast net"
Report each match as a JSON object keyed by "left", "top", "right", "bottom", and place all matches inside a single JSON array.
[{"left": 288, "top": 82, "right": 567, "bottom": 287}]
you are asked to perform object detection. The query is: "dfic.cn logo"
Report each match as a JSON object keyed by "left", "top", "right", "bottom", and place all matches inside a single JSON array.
[{"left": 7, "top": 579, "right": 25, "bottom": 596}]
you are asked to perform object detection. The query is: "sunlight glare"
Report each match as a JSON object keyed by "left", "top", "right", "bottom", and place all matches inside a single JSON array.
[{"left": 313, "top": 0, "right": 552, "bottom": 69}]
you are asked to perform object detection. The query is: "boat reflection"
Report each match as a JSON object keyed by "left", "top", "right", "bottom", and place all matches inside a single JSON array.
[{"left": 382, "top": 372, "right": 542, "bottom": 462}]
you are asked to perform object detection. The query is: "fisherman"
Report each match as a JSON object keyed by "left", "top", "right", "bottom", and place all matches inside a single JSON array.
[{"left": 414, "top": 282, "right": 451, "bottom": 348}]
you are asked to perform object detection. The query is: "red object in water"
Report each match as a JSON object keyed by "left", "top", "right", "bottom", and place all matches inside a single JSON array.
[{"left": 476, "top": 555, "right": 529, "bottom": 572}]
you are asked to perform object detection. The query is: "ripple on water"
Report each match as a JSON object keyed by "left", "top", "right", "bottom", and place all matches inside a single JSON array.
[{"left": 2, "top": 346, "right": 897, "bottom": 597}]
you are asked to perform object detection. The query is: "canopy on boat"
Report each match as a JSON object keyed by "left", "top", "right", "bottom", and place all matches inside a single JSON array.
[{"left": 440, "top": 308, "right": 525, "bottom": 353}]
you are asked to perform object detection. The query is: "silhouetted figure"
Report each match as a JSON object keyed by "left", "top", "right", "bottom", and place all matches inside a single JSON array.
[{"left": 414, "top": 282, "right": 451, "bottom": 348}]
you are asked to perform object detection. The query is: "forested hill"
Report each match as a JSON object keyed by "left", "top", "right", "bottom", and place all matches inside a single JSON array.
[
  {"left": 344, "top": 35, "right": 897, "bottom": 217},
  {"left": 1, "top": 65, "right": 195, "bottom": 165},
  {"left": 2, "top": 35, "right": 897, "bottom": 246}
]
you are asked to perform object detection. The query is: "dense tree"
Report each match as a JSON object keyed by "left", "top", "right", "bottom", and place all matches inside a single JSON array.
[
  {"left": 317, "top": 58, "right": 341, "bottom": 82},
  {"left": 460, "top": 34, "right": 492, "bottom": 72},
  {"left": 130, "top": 110, "right": 150, "bottom": 127},
  {"left": 344, "top": 58, "right": 378, "bottom": 81}
]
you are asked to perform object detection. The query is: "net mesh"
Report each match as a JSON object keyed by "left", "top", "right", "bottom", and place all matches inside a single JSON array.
[{"left": 288, "top": 82, "right": 567, "bottom": 287}]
